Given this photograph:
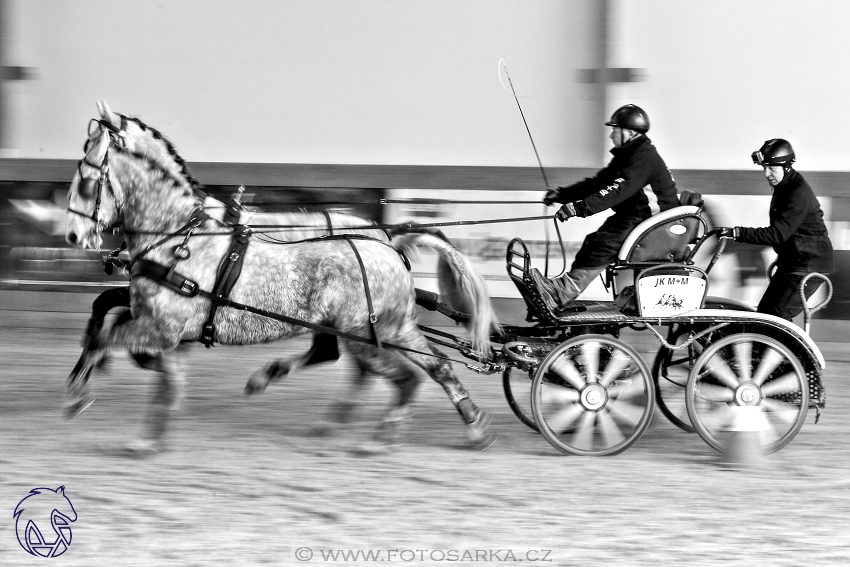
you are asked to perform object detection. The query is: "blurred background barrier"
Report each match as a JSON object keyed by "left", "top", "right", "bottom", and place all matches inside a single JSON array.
[{"left": 2, "top": 160, "right": 848, "bottom": 325}]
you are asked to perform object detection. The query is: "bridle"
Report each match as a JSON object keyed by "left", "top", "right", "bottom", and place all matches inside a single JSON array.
[{"left": 67, "top": 116, "right": 128, "bottom": 235}]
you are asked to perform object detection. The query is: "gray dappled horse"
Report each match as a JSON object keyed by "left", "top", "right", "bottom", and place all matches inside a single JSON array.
[
  {"left": 65, "top": 102, "right": 499, "bottom": 454},
  {"left": 65, "top": 103, "right": 494, "bottom": 435}
]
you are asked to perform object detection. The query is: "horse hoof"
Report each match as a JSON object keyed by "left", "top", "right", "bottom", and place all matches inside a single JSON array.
[
  {"left": 351, "top": 439, "right": 396, "bottom": 457},
  {"left": 472, "top": 429, "right": 498, "bottom": 452},
  {"left": 307, "top": 422, "right": 336, "bottom": 437},
  {"left": 467, "top": 411, "right": 497, "bottom": 451},
  {"left": 122, "top": 439, "right": 164, "bottom": 458},
  {"left": 243, "top": 379, "right": 267, "bottom": 396},
  {"left": 243, "top": 382, "right": 265, "bottom": 396},
  {"left": 64, "top": 395, "right": 96, "bottom": 419},
  {"left": 326, "top": 400, "right": 356, "bottom": 424}
]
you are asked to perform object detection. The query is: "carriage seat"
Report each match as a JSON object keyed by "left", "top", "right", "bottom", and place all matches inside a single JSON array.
[{"left": 617, "top": 191, "right": 704, "bottom": 264}]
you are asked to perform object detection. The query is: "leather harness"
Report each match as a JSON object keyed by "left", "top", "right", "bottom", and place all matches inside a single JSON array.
[{"left": 129, "top": 198, "right": 400, "bottom": 348}]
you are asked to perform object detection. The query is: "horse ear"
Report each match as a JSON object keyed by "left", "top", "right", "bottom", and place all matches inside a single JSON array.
[
  {"left": 96, "top": 100, "right": 121, "bottom": 130},
  {"left": 56, "top": 486, "right": 65, "bottom": 496}
]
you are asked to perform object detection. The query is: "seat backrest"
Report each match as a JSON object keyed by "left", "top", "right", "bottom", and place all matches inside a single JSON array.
[{"left": 618, "top": 192, "right": 705, "bottom": 263}]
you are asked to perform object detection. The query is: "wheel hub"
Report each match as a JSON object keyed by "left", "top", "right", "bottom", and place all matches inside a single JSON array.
[
  {"left": 580, "top": 383, "right": 608, "bottom": 411},
  {"left": 735, "top": 382, "right": 762, "bottom": 406}
]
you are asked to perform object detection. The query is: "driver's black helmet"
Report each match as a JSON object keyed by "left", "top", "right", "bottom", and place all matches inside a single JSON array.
[
  {"left": 605, "top": 104, "right": 650, "bottom": 134},
  {"left": 752, "top": 138, "right": 796, "bottom": 167}
]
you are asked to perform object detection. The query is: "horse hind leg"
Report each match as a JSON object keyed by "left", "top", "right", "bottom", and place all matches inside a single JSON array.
[
  {"left": 244, "top": 332, "right": 340, "bottom": 395},
  {"left": 416, "top": 347, "right": 497, "bottom": 451},
  {"left": 350, "top": 350, "right": 421, "bottom": 456},
  {"left": 308, "top": 363, "right": 373, "bottom": 438}
]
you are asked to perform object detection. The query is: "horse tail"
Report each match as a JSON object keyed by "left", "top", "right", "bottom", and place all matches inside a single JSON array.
[{"left": 390, "top": 230, "right": 500, "bottom": 356}]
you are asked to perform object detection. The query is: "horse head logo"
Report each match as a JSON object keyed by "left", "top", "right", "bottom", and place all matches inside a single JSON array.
[{"left": 13, "top": 486, "right": 77, "bottom": 557}]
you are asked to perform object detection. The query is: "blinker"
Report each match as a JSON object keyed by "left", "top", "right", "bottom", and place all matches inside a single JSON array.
[{"left": 78, "top": 177, "right": 98, "bottom": 199}]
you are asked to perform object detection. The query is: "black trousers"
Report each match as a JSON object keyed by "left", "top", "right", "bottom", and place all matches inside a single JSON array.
[
  {"left": 757, "top": 271, "right": 825, "bottom": 321},
  {"left": 573, "top": 214, "right": 644, "bottom": 270}
]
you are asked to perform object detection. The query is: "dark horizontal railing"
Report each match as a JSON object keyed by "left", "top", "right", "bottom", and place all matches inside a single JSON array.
[{"left": 2, "top": 158, "right": 848, "bottom": 196}]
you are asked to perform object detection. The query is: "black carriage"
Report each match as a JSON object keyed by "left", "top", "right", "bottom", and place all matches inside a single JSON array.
[{"left": 424, "top": 191, "right": 831, "bottom": 457}]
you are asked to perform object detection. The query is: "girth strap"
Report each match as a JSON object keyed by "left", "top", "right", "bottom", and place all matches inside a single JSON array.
[
  {"left": 342, "top": 236, "right": 381, "bottom": 349},
  {"left": 201, "top": 224, "right": 252, "bottom": 347}
]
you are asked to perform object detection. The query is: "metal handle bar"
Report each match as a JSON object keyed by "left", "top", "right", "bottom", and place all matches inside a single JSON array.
[{"left": 801, "top": 272, "right": 833, "bottom": 334}]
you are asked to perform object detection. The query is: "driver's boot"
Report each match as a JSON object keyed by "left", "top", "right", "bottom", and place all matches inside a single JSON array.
[
  {"left": 530, "top": 267, "right": 604, "bottom": 314},
  {"left": 530, "top": 270, "right": 581, "bottom": 314}
]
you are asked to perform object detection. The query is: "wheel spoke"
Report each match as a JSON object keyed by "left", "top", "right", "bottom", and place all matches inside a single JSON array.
[
  {"left": 761, "top": 398, "right": 802, "bottom": 426},
  {"left": 606, "top": 398, "right": 645, "bottom": 427},
  {"left": 751, "top": 346, "right": 785, "bottom": 386},
  {"left": 545, "top": 403, "right": 585, "bottom": 434},
  {"left": 598, "top": 351, "right": 632, "bottom": 387},
  {"left": 693, "top": 382, "right": 735, "bottom": 403},
  {"left": 607, "top": 374, "right": 646, "bottom": 400},
  {"left": 705, "top": 354, "right": 742, "bottom": 389},
  {"left": 581, "top": 341, "right": 600, "bottom": 383},
  {"left": 597, "top": 408, "right": 626, "bottom": 446},
  {"left": 760, "top": 372, "right": 803, "bottom": 398},
  {"left": 550, "top": 356, "right": 586, "bottom": 390},
  {"left": 540, "top": 384, "right": 580, "bottom": 405},
  {"left": 733, "top": 341, "right": 753, "bottom": 382},
  {"left": 572, "top": 411, "right": 597, "bottom": 449}
]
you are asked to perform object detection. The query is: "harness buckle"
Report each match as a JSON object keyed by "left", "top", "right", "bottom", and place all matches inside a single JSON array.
[
  {"left": 180, "top": 279, "right": 198, "bottom": 295},
  {"left": 201, "top": 322, "right": 216, "bottom": 348}
]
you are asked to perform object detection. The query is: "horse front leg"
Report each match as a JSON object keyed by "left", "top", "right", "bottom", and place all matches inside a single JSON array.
[
  {"left": 97, "top": 316, "right": 185, "bottom": 456},
  {"left": 244, "top": 332, "right": 341, "bottom": 395},
  {"left": 65, "top": 302, "right": 132, "bottom": 419},
  {"left": 125, "top": 344, "right": 189, "bottom": 456}
]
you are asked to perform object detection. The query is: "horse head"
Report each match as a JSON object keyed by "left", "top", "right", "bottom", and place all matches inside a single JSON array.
[
  {"left": 66, "top": 101, "right": 203, "bottom": 251},
  {"left": 66, "top": 112, "right": 122, "bottom": 250}
]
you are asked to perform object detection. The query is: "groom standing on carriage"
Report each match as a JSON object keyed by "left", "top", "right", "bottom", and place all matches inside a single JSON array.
[{"left": 529, "top": 104, "right": 680, "bottom": 313}]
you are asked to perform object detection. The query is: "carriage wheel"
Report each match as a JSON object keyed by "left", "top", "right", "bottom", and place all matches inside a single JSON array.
[
  {"left": 531, "top": 334, "right": 655, "bottom": 456},
  {"left": 685, "top": 333, "right": 808, "bottom": 455},
  {"left": 502, "top": 367, "right": 539, "bottom": 432},
  {"left": 651, "top": 325, "right": 700, "bottom": 433}
]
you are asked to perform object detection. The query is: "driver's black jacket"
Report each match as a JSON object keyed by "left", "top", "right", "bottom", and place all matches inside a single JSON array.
[
  {"left": 548, "top": 134, "right": 680, "bottom": 219},
  {"left": 736, "top": 169, "right": 834, "bottom": 275}
]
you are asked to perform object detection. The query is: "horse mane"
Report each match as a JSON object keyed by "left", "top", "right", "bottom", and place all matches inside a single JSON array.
[{"left": 121, "top": 115, "right": 204, "bottom": 194}]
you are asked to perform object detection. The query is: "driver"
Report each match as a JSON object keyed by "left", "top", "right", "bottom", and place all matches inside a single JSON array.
[
  {"left": 530, "top": 104, "right": 680, "bottom": 313},
  {"left": 719, "top": 139, "right": 834, "bottom": 321}
]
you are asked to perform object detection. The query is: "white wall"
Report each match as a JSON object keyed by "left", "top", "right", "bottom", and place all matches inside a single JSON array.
[
  {"left": 6, "top": 0, "right": 849, "bottom": 171},
  {"left": 614, "top": 0, "right": 850, "bottom": 171},
  {"left": 9, "top": 0, "right": 595, "bottom": 166}
]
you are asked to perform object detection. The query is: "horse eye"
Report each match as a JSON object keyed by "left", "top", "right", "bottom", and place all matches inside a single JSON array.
[{"left": 78, "top": 177, "right": 97, "bottom": 199}]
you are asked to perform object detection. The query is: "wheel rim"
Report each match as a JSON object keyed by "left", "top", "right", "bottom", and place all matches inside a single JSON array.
[
  {"left": 652, "top": 325, "right": 701, "bottom": 433},
  {"left": 685, "top": 333, "right": 809, "bottom": 454},
  {"left": 502, "top": 367, "right": 539, "bottom": 432},
  {"left": 531, "top": 334, "right": 655, "bottom": 456}
]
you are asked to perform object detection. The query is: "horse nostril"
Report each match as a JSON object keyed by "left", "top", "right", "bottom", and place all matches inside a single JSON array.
[{"left": 67, "top": 233, "right": 78, "bottom": 245}]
